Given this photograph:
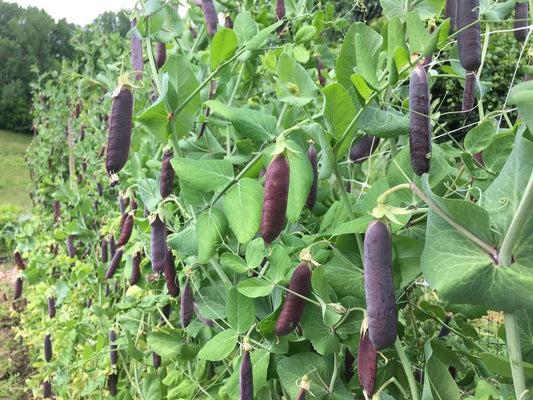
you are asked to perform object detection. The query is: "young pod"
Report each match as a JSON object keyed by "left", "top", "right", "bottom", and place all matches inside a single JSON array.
[
  {"left": 276, "top": 0, "right": 286, "bottom": 34},
  {"left": 275, "top": 263, "right": 312, "bottom": 336},
  {"left": 150, "top": 215, "right": 166, "bottom": 274},
  {"left": 444, "top": 0, "right": 457, "bottom": 33},
  {"left": 79, "top": 124, "right": 85, "bottom": 141},
  {"left": 239, "top": 349, "right": 253, "bottom": 400},
  {"left": 201, "top": 0, "right": 218, "bottom": 37},
  {"left": 109, "top": 234, "right": 116, "bottom": 258},
  {"left": 345, "top": 347, "right": 355, "bottom": 383},
  {"left": 14, "top": 251, "right": 25, "bottom": 270},
  {"left": 457, "top": 0, "right": 481, "bottom": 72},
  {"left": 114, "top": 279, "right": 119, "bottom": 294},
  {"left": 357, "top": 327, "right": 378, "bottom": 396},
  {"left": 306, "top": 143, "right": 318, "bottom": 210},
  {"left": 48, "top": 297, "right": 56, "bottom": 319},
  {"left": 67, "top": 236, "right": 75, "bottom": 258},
  {"left": 260, "top": 155, "right": 290, "bottom": 244},
  {"left": 155, "top": 42, "right": 166, "bottom": 69},
  {"left": 164, "top": 249, "right": 180, "bottom": 297},
  {"left": 53, "top": 200, "right": 60, "bottom": 221},
  {"left": 43, "top": 381, "right": 52, "bottom": 398},
  {"left": 153, "top": 352, "right": 161, "bottom": 369},
  {"left": 105, "top": 283, "right": 110, "bottom": 297},
  {"left": 106, "top": 249, "right": 123, "bottom": 279},
  {"left": 363, "top": 219, "right": 397, "bottom": 349},
  {"left": 514, "top": 2, "right": 529, "bottom": 43},
  {"left": 109, "top": 330, "right": 118, "bottom": 365},
  {"left": 101, "top": 239, "right": 109, "bottom": 263},
  {"left": 131, "top": 19, "right": 144, "bottom": 80},
  {"left": 194, "top": 303, "right": 215, "bottom": 327},
  {"left": 44, "top": 334, "right": 52, "bottom": 362},
  {"left": 225, "top": 15, "right": 233, "bottom": 29},
  {"left": 349, "top": 135, "right": 380, "bottom": 164},
  {"left": 181, "top": 278, "right": 194, "bottom": 328},
  {"left": 117, "top": 214, "right": 133, "bottom": 247},
  {"left": 108, "top": 373, "right": 118, "bottom": 396},
  {"left": 97, "top": 181, "right": 103, "bottom": 197},
  {"left": 160, "top": 149, "right": 175, "bottom": 198},
  {"left": 130, "top": 251, "right": 141, "bottom": 286},
  {"left": 462, "top": 71, "right": 477, "bottom": 120},
  {"left": 75, "top": 98, "right": 82, "bottom": 118},
  {"left": 119, "top": 196, "right": 127, "bottom": 215},
  {"left": 98, "top": 143, "right": 106, "bottom": 158},
  {"left": 105, "top": 86, "right": 133, "bottom": 176},
  {"left": 409, "top": 63, "right": 431, "bottom": 176}
]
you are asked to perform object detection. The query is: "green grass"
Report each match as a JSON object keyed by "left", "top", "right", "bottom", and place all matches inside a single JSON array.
[{"left": 0, "top": 130, "right": 33, "bottom": 211}]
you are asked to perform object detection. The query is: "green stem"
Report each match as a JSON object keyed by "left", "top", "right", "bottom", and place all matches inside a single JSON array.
[
  {"left": 504, "top": 312, "right": 528, "bottom": 400},
  {"left": 389, "top": 137, "right": 398, "bottom": 159},
  {"left": 277, "top": 103, "right": 289, "bottom": 128},
  {"left": 394, "top": 337, "right": 419, "bottom": 400},
  {"left": 329, "top": 351, "right": 339, "bottom": 394},
  {"left": 334, "top": 163, "right": 364, "bottom": 260},
  {"left": 172, "top": 47, "right": 247, "bottom": 117},
  {"left": 145, "top": 24, "right": 161, "bottom": 93},
  {"left": 499, "top": 172, "right": 533, "bottom": 266}
]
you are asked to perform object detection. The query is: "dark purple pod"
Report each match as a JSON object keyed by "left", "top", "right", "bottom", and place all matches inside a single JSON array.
[
  {"left": 14, "top": 251, "right": 25, "bottom": 270},
  {"left": 350, "top": 135, "right": 381, "bottom": 164},
  {"left": 108, "top": 373, "right": 118, "bottom": 396},
  {"left": 79, "top": 124, "right": 85, "bottom": 141},
  {"left": 109, "top": 330, "right": 118, "bottom": 365},
  {"left": 53, "top": 200, "right": 61, "bottom": 221},
  {"left": 181, "top": 278, "right": 194, "bottom": 328},
  {"left": 131, "top": 19, "right": 144, "bottom": 80},
  {"left": 438, "top": 315, "right": 453, "bottom": 338},
  {"left": 114, "top": 279, "right": 119, "bottom": 294},
  {"left": 275, "top": 263, "right": 311, "bottom": 336},
  {"left": 48, "top": 297, "right": 56, "bottom": 319},
  {"left": 160, "top": 149, "right": 175, "bottom": 198},
  {"left": 105, "top": 86, "right": 133, "bottom": 176},
  {"left": 81, "top": 157, "right": 87, "bottom": 172},
  {"left": 105, "top": 283, "right": 110, "bottom": 297},
  {"left": 357, "top": 328, "right": 378, "bottom": 396},
  {"left": 409, "top": 63, "right": 431, "bottom": 176},
  {"left": 164, "top": 249, "right": 180, "bottom": 297},
  {"left": 239, "top": 349, "right": 253, "bottom": 400},
  {"left": 67, "top": 236, "right": 75, "bottom": 258},
  {"left": 153, "top": 352, "right": 161, "bottom": 368},
  {"left": 106, "top": 249, "right": 123, "bottom": 279},
  {"left": 363, "top": 219, "right": 397, "bottom": 349},
  {"left": 156, "top": 42, "right": 166, "bottom": 69},
  {"left": 317, "top": 56, "right": 326, "bottom": 87},
  {"left": 101, "top": 239, "right": 109, "bottom": 263},
  {"left": 75, "top": 98, "right": 82, "bottom": 118},
  {"left": 44, "top": 334, "right": 52, "bottom": 362},
  {"left": 87, "top": 297, "right": 92, "bottom": 308},
  {"left": 296, "top": 388, "right": 307, "bottom": 400},
  {"left": 119, "top": 197, "right": 127, "bottom": 215},
  {"left": 306, "top": 143, "right": 318, "bottom": 210},
  {"left": 225, "top": 15, "right": 233, "bottom": 29},
  {"left": 194, "top": 303, "right": 215, "bottom": 327},
  {"left": 151, "top": 216, "right": 166, "bottom": 274},
  {"left": 130, "top": 251, "right": 141, "bottom": 286},
  {"left": 161, "top": 303, "right": 171, "bottom": 324},
  {"left": 97, "top": 181, "right": 103, "bottom": 197},
  {"left": 515, "top": 2, "right": 529, "bottom": 42},
  {"left": 43, "top": 381, "right": 52, "bottom": 398},
  {"left": 98, "top": 144, "right": 106, "bottom": 158},
  {"left": 109, "top": 234, "right": 116, "bottom": 258},
  {"left": 457, "top": 0, "right": 481, "bottom": 72},
  {"left": 77, "top": 172, "right": 83, "bottom": 185},
  {"left": 462, "top": 71, "right": 477, "bottom": 120},
  {"left": 201, "top": 0, "right": 218, "bottom": 37},
  {"left": 260, "top": 155, "right": 290, "bottom": 244},
  {"left": 117, "top": 214, "right": 134, "bottom": 247},
  {"left": 445, "top": 0, "right": 456, "bottom": 33},
  {"left": 276, "top": 0, "right": 286, "bottom": 34},
  {"left": 345, "top": 347, "right": 355, "bottom": 382},
  {"left": 473, "top": 151, "right": 485, "bottom": 167}
]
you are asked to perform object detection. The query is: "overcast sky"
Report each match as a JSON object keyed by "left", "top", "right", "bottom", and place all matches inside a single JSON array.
[{"left": 9, "top": 0, "right": 138, "bottom": 26}]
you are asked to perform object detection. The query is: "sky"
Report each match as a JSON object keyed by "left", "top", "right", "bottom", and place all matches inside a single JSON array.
[{"left": 9, "top": 0, "right": 137, "bottom": 26}]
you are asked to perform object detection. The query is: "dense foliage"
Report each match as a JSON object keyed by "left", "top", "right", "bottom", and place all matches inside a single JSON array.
[{"left": 11, "top": 0, "right": 533, "bottom": 399}]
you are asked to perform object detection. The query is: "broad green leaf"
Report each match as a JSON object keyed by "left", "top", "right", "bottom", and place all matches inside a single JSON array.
[
  {"left": 138, "top": 73, "right": 170, "bottom": 143},
  {"left": 196, "top": 208, "right": 229, "bottom": 264},
  {"left": 406, "top": 11, "right": 433, "bottom": 55},
  {"left": 167, "top": 227, "right": 198, "bottom": 257},
  {"left": 266, "top": 245, "right": 291, "bottom": 283},
  {"left": 171, "top": 158, "right": 234, "bottom": 193},
  {"left": 464, "top": 121, "right": 495, "bottom": 154},
  {"left": 160, "top": 54, "right": 200, "bottom": 137},
  {"left": 319, "top": 215, "right": 371, "bottom": 237},
  {"left": 227, "top": 287, "right": 255, "bottom": 333},
  {"left": 322, "top": 83, "right": 357, "bottom": 158},
  {"left": 294, "top": 25, "right": 317, "bottom": 44},
  {"left": 276, "top": 53, "right": 317, "bottom": 106},
  {"left": 233, "top": 12, "right": 258, "bottom": 45},
  {"left": 220, "top": 253, "right": 248, "bottom": 273},
  {"left": 197, "top": 329, "right": 238, "bottom": 361},
  {"left": 354, "top": 33, "right": 378, "bottom": 88},
  {"left": 357, "top": 104, "right": 409, "bottom": 138},
  {"left": 277, "top": 353, "right": 328, "bottom": 400},
  {"left": 300, "top": 304, "right": 340, "bottom": 354},
  {"left": 381, "top": 0, "right": 445, "bottom": 21},
  {"left": 222, "top": 178, "right": 262, "bottom": 243},
  {"left": 206, "top": 101, "right": 276, "bottom": 143},
  {"left": 147, "top": 329, "right": 199, "bottom": 360},
  {"left": 210, "top": 28, "right": 238, "bottom": 70},
  {"left": 142, "top": 374, "right": 161, "bottom": 400},
  {"left": 286, "top": 140, "right": 314, "bottom": 222},
  {"left": 479, "top": 352, "right": 533, "bottom": 378},
  {"left": 423, "top": 341, "right": 461, "bottom": 400},
  {"left": 237, "top": 278, "right": 274, "bottom": 298},
  {"left": 246, "top": 21, "right": 283, "bottom": 50},
  {"left": 137, "top": 177, "right": 160, "bottom": 212}
]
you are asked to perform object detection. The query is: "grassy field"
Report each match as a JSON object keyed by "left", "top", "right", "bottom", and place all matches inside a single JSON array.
[{"left": 0, "top": 130, "right": 33, "bottom": 211}]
